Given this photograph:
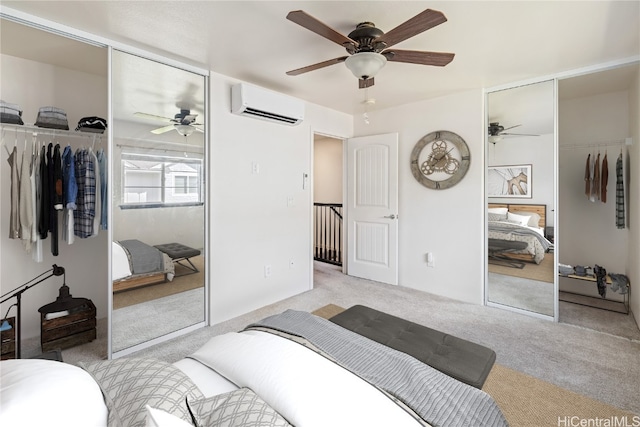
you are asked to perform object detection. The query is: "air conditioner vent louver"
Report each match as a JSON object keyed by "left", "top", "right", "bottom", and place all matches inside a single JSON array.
[
  {"left": 243, "top": 107, "right": 300, "bottom": 125},
  {"left": 231, "top": 83, "right": 304, "bottom": 126}
]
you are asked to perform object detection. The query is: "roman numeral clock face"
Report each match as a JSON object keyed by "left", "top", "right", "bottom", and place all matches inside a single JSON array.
[{"left": 410, "top": 130, "right": 471, "bottom": 190}]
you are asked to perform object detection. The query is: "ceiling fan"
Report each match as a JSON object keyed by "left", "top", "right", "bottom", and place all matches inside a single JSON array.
[
  {"left": 285, "top": 9, "right": 455, "bottom": 88},
  {"left": 134, "top": 109, "right": 203, "bottom": 136},
  {"left": 488, "top": 122, "right": 539, "bottom": 144}
]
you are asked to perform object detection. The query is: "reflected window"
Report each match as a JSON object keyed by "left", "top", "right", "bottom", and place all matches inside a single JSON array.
[{"left": 121, "top": 152, "right": 203, "bottom": 208}]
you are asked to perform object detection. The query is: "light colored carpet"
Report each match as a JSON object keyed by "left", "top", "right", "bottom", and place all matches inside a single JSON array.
[
  {"left": 488, "top": 272, "right": 554, "bottom": 316},
  {"left": 112, "top": 287, "right": 204, "bottom": 352},
  {"left": 113, "top": 256, "right": 205, "bottom": 309},
  {"left": 48, "top": 261, "right": 639, "bottom": 417}
]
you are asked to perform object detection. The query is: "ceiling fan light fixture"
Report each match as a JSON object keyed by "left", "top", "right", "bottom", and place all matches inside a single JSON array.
[
  {"left": 175, "top": 124, "right": 195, "bottom": 137},
  {"left": 345, "top": 52, "right": 387, "bottom": 80},
  {"left": 489, "top": 135, "right": 503, "bottom": 144}
]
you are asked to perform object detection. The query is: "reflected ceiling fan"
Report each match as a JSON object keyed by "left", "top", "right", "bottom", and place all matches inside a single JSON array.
[
  {"left": 285, "top": 9, "right": 455, "bottom": 88},
  {"left": 488, "top": 122, "right": 539, "bottom": 144},
  {"left": 134, "top": 109, "right": 203, "bottom": 136}
]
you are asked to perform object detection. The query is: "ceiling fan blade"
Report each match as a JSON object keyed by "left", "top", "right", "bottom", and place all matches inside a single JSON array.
[
  {"left": 377, "top": 9, "right": 447, "bottom": 49},
  {"left": 150, "top": 125, "right": 176, "bottom": 135},
  {"left": 501, "top": 132, "right": 540, "bottom": 137},
  {"left": 286, "top": 56, "right": 348, "bottom": 76},
  {"left": 359, "top": 78, "right": 375, "bottom": 89},
  {"left": 383, "top": 49, "right": 454, "bottom": 66},
  {"left": 287, "top": 10, "right": 358, "bottom": 48},
  {"left": 195, "top": 127, "right": 204, "bottom": 133},
  {"left": 501, "top": 124, "right": 522, "bottom": 132},
  {"left": 134, "top": 112, "right": 174, "bottom": 123}
]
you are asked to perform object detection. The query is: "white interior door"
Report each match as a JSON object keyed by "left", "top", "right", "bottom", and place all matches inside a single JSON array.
[{"left": 346, "top": 133, "right": 399, "bottom": 285}]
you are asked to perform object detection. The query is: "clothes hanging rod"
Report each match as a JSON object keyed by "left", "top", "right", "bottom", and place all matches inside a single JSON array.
[{"left": 559, "top": 137, "right": 632, "bottom": 150}]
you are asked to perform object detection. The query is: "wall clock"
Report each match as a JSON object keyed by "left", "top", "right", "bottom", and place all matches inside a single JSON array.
[{"left": 410, "top": 130, "right": 470, "bottom": 190}]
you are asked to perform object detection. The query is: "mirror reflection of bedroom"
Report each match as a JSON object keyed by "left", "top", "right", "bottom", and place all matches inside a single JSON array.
[
  {"left": 486, "top": 80, "right": 556, "bottom": 317},
  {"left": 111, "top": 51, "right": 206, "bottom": 355}
]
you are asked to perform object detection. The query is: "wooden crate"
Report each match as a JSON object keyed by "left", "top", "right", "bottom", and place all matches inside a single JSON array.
[
  {"left": 1, "top": 317, "right": 16, "bottom": 360},
  {"left": 41, "top": 301, "right": 96, "bottom": 353}
]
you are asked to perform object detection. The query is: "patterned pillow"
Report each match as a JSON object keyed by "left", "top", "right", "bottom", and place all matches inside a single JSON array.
[
  {"left": 188, "top": 388, "right": 291, "bottom": 427},
  {"left": 488, "top": 212, "right": 506, "bottom": 221},
  {"left": 80, "top": 358, "right": 204, "bottom": 427}
]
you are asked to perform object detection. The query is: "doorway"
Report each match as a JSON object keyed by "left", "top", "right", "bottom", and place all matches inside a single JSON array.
[{"left": 313, "top": 134, "right": 344, "bottom": 269}]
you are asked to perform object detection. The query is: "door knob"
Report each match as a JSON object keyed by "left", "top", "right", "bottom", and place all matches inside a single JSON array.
[{"left": 383, "top": 214, "right": 397, "bottom": 219}]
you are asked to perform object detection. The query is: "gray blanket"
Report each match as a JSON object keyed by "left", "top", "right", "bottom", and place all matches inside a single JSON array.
[
  {"left": 118, "top": 239, "right": 164, "bottom": 274},
  {"left": 488, "top": 221, "right": 551, "bottom": 251},
  {"left": 248, "top": 310, "right": 508, "bottom": 427}
]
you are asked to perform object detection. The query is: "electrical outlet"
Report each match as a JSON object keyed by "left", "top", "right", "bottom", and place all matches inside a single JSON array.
[
  {"left": 252, "top": 161, "right": 260, "bottom": 174},
  {"left": 264, "top": 264, "right": 271, "bottom": 278},
  {"left": 426, "top": 252, "right": 435, "bottom": 268}
]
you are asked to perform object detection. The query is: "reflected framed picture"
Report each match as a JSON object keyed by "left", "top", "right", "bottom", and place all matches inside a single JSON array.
[{"left": 488, "top": 164, "right": 532, "bottom": 198}]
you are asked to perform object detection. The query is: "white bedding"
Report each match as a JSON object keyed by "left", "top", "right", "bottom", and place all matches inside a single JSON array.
[
  {"left": 112, "top": 241, "right": 133, "bottom": 280},
  {"left": 0, "top": 359, "right": 108, "bottom": 427},
  {"left": 190, "top": 330, "right": 429, "bottom": 427}
]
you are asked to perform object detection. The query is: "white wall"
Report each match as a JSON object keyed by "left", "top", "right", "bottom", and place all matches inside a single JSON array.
[
  {"left": 353, "top": 89, "right": 485, "bottom": 304},
  {"left": 558, "top": 90, "right": 631, "bottom": 300},
  {"left": 313, "top": 136, "right": 343, "bottom": 203},
  {"left": 208, "top": 74, "right": 352, "bottom": 324},
  {"left": 487, "top": 134, "right": 555, "bottom": 226},
  {"left": 0, "top": 54, "right": 109, "bottom": 340}
]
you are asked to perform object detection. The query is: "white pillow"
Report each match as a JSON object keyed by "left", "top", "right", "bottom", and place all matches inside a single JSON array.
[
  {"left": 507, "top": 211, "right": 531, "bottom": 226},
  {"left": 145, "top": 406, "right": 193, "bottom": 427},
  {"left": 515, "top": 211, "right": 542, "bottom": 227},
  {"left": 488, "top": 207, "right": 508, "bottom": 215}
]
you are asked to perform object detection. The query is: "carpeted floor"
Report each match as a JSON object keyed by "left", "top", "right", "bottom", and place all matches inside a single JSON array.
[{"left": 40, "top": 261, "right": 639, "bottom": 419}]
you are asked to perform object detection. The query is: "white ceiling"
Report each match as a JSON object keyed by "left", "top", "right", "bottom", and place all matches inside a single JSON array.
[{"left": 1, "top": 1, "right": 639, "bottom": 119}]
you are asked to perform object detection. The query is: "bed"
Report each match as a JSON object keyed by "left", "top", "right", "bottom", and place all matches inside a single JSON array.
[
  {"left": 488, "top": 203, "right": 552, "bottom": 265},
  {"left": 0, "top": 308, "right": 508, "bottom": 427},
  {"left": 112, "top": 239, "right": 175, "bottom": 292}
]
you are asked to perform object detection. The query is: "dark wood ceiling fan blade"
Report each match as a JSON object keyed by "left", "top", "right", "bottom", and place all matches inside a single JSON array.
[
  {"left": 384, "top": 49, "right": 454, "bottom": 66},
  {"left": 286, "top": 56, "right": 348, "bottom": 76},
  {"left": 376, "top": 9, "right": 447, "bottom": 48},
  {"left": 287, "top": 10, "right": 358, "bottom": 48},
  {"left": 359, "top": 78, "right": 375, "bottom": 89}
]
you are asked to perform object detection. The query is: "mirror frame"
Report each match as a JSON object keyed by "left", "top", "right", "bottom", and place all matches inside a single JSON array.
[
  {"left": 107, "top": 46, "right": 210, "bottom": 359},
  {"left": 484, "top": 77, "right": 559, "bottom": 322}
]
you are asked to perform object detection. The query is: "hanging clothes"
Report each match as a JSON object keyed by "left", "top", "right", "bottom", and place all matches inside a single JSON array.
[
  {"left": 62, "top": 145, "right": 77, "bottom": 245},
  {"left": 7, "top": 145, "right": 20, "bottom": 239},
  {"left": 19, "top": 144, "right": 33, "bottom": 252},
  {"left": 97, "top": 148, "right": 108, "bottom": 230},
  {"left": 600, "top": 152, "right": 608, "bottom": 203},
  {"left": 38, "top": 144, "right": 49, "bottom": 239},
  {"left": 31, "top": 146, "right": 43, "bottom": 262},
  {"left": 592, "top": 152, "right": 600, "bottom": 202},
  {"left": 74, "top": 147, "right": 96, "bottom": 238},
  {"left": 90, "top": 148, "right": 100, "bottom": 237},
  {"left": 584, "top": 153, "right": 591, "bottom": 198},
  {"left": 616, "top": 153, "right": 625, "bottom": 229}
]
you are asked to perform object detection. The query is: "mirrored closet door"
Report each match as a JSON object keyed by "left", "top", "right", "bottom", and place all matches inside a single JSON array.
[
  {"left": 485, "top": 79, "right": 557, "bottom": 319},
  {"left": 110, "top": 50, "right": 207, "bottom": 356}
]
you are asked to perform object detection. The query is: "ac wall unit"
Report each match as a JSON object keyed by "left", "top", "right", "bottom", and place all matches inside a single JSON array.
[{"left": 231, "top": 83, "right": 304, "bottom": 126}]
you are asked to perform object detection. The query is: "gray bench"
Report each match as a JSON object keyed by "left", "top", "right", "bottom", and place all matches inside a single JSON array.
[
  {"left": 154, "top": 243, "right": 201, "bottom": 276},
  {"left": 330, "top": 305, "right": 496, "bottom": 389}
]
